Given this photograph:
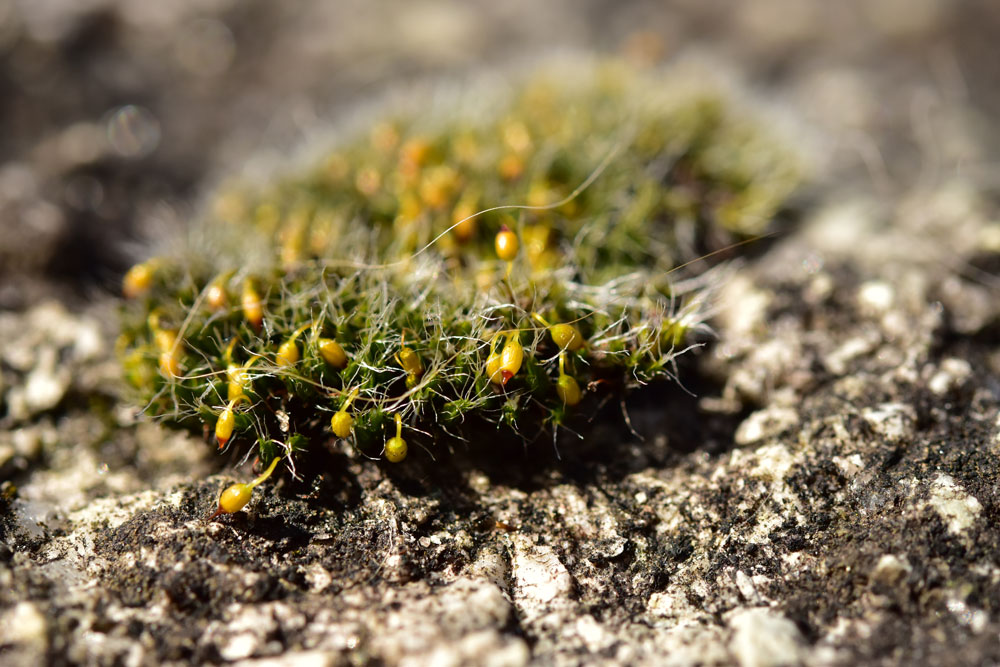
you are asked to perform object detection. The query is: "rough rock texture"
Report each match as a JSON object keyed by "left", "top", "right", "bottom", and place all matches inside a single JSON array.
[{"left": 3, "top": 1, "right": 1000, "bottom": 665}]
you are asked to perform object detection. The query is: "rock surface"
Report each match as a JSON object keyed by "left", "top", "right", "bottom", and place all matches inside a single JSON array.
[{"left": 3, "top": 1, "right": 1000, "bottom": 665}]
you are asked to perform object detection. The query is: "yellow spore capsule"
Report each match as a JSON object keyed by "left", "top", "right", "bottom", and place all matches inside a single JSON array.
[
  {"left": 494, "top": 226, "right": 519, "bottom": 262},
  {"left": 205, "top": 275, "right": 228, "bottom": 311},
  {"left": 355, "top": 165, "right": 381, "bottom": 196},
  {"left": 330, "top": 412, "right": 354, "bottom": 439},
  {"left": 555, "top": 353, "right": 583, "bottom": 406},
  {"left": 224, "top": 339, "right": 257, "bottom": 402},
  {"left": 498, "top": 153, "right": 524, "bottom": 181},
  {"left": 122, "top": 260, "right": 156, "bottom": 299},
  {"left": 218, "top": 483, "right": 252, "bottom": 514},
  {"left": 317, "top": 338, "right": 348, "bottom": 369},
  {"left": 499, "top": 333, "right": 524, "bottom": 384},
  {"left": 241, "top": 280, "right": 264, "bottom": 331},
  {"left": 486, "top": 352, "right": 503, "bottom": 384},
  {"left": 523, "top": 224, "right": 555, "bottom": 269},
  {"left": 532, "top": 313, "right": 584, "bottom": 352},
  {"left": 330, "top": 387, "right": 359, "bottom": 438},
  {"left": 398, "top": 347, "right": 423, "bottom": 377},
  {"left": 208, "top": 455, "right": 282, "bottom": 520},
  {"left": 550, "top": 324, "right": 583, "bottom": 351},
  {"left": 158, "top": 351, "right": 181, "bottom": 378},
  {"left": 556, "top": 373, "right": 583, "bottom": 406},
  {"left": 227, "top": 360, "right": 256, "bottom": 402},
  {"left": 384, "top": 413, "right": 408, "bottom": 463},
  {"left": 275, "top": 321, "right": 315, "bottom": 367},
  {"left": 451, "top": 195, "right": 479, "bottom": 243},
  {"left": 215, "top": 396, "right": 249, "bottom": 449},
  {"left": 159, "top": 350, "right": 181, "bottom": 379},
  {"left": 400, "top": 136, "right": 432, "bottom": 174},
  {"left": 487, "top": 332, "right": 524, "bottom": 386},
  {"left": 153, "top": 328, "right": 175, "bottom": 352},
  {"left": 227, "top": 367, "right": 245, "bottom": 402},
  {"left": 419, "top": 165, "right": 458, "bottom": 210},
  {"left": 215, "top": 406, "right": 236, "bottom": 449},
  {"left": 275, "top": 339, "right": 299, "bottom": 367},
  {"left": 396, "top": 339, "right": 424, "bottom": 388},
  {"left": 153, "top": 327, "right": 182, "bottom": 378}
]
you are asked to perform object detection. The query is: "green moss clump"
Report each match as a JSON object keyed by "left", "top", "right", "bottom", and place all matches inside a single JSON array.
[{"left": 118, "top": 61, "right": 800, "bottom": 466}]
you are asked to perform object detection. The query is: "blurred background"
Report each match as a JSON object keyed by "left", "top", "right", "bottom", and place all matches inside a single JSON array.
[{"left": 0, "top": 0, "right": 997, "bottom": 310}]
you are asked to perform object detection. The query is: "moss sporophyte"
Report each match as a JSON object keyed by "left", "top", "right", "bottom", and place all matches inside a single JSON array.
[{"left": 117, "top": 62, "right": 800, "bottom": 505}]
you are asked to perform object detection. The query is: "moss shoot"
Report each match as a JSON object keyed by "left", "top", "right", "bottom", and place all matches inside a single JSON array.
[{"left": 118, "top": 61, "right": 800, "bottom": 469}]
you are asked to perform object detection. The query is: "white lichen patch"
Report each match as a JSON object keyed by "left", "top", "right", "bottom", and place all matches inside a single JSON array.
[
  {"left": 0, "top": 601, "right": 48, "bottom": 646},
  {"left": 734, "top": 570, "right": 763, "bottom": 604},
  {"left": 857, "top": 280, "right": 895, "bottom": 315},
  {"left": 725, "top": 336, "right": 803, "bottom": 404},
  {"left": 831, "top": 453, "right": 865, "bottom": 478},
  {"left": 0, "top": 301, "right": 106, "bottom": 423},
  {"left": 724, "top": 441, "right": 807, "bottom": 545},
  {"left": 573, "top": 614, "right": 614, "bottom": 654},
  {"left": 36, "top": 487, "right": 182, "bottom": 578},
  {"left": 727, "top": 607, "right": 804, "bottom": 667},
  {"left": 823, "top": 332, "right": 879, "bottom": 375},
  {"left": 303, "top": 563, "right": 334, "bottom": 594},
  {"left": 748, "top": 443, "right": 797, "bottom": 483},
  {"left": 927, "top": 357, "right": 972, "bottom": 396},
  {"left": 208, "top": 601, "right": 304, "bottom": 662},
  {"left": 861, "top": 403, "right": 916, "bottom": 443},
  {"left": 718, "top": 275, "right": 773, "bottom": 339},
  {"left": 647, "top": 582, "right": 712, "bottom": 624},
  {"left": 368, "top": 578, "right": 524, "bottom": 667},
  {"left": 465, "top": 546, "right": 510, "bottom": 589},
  {"left": 510, "top": 536, "right": 574, "bottom": 613},
  {"left": 926, "top": 474, "right": 982, "bottom": 535},
  {"left": 735, "top": 407, "right": 799, "bottom": 446},
  {"left": 643, "top": 621, "right": 733, "bottom": 667},
  {"left": 550, "top": 484, "right": 616, "bottom": 540},
  {"left": 870, "top": 554, "right": 912, "bottom": 588},
  {"left": 946, "top": 596, "right": 989, "bottom": 634},
  {"left": 805, "top": 201, "right": 873, "bottom": 257}
]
